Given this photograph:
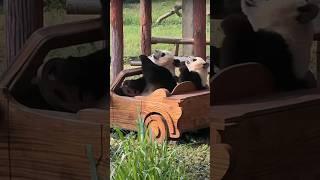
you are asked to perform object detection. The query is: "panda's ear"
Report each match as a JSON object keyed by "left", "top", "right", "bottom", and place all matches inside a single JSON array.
[
  {"left": 139, "top": 55, "right": 149, "bottom": 61},
  {"left": 296, "top": 3, "right": 319, "bottom": 24},
  {"left": 173, "top": 59, "right": 181, "bottom": 67},
  {"left": 203, "top": 63, "right": 209, "bottom": 69}
]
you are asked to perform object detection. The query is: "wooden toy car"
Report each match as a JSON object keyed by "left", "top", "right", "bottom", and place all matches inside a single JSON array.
[
  {"left": 209, "top": 63, "right": 320, "bottom": 180},
  {"left": 0, "top": 18, "right": 108, "bottom": 179},
  {"left": 110, "top": 67, "right": 210, "bottom": 141}
]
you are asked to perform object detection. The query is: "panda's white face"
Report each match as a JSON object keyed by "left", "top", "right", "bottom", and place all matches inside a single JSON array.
[
  {"left": 241, "top": 0, "right": 319, "bottom": 79},
  {"left": 185, "top": 56, "right": 209, "bottom": 87},
  {"left": 151, "top": 50, "right": 174, "bottom": 66},
  {"left": 150, "top": 50, "right": 176, "bottom": 76},
  {"left": 241, "top": 0, "right": 308, "bottom": 31}
]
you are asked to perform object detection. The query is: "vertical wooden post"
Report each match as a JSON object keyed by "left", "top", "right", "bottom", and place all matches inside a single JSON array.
[
  {"left": 140, "top": 0, "right": 152, "bottom": 55},
  {"left": 182, "top": 0, "right": 194, "bottom": 56},
  {"left": 110, "top": 0, "right": 123, "bottom": 82},
  {"left": 4, "top": 0, "right": 43, "bottom": 68},
  {"left": 193, "top": 0, "right": 206, "bottom": 60},
  {"left": 316, "top": 41, "right": 320, "bottom": 87}
]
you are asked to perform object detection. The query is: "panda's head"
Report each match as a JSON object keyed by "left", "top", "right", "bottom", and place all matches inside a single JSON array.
[
  {"left": 185, "top": 56, "right": 209, "bottom": 87},
  {"left": 241, "top": 0, "right": 319, "bottom": 31},
  {"left": 150, "top": 50, "right": 180, "bottom": 76},
  {"left": 241, "top": 0, "right": 319, "bottom": 79}
]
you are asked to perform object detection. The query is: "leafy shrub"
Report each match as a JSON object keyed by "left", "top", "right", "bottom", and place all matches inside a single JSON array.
[{"left": 111, "top": 118, "right": 187, "bottom": 180}]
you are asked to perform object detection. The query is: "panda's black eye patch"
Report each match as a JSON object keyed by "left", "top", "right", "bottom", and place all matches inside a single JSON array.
[{"left": 161, "top": 53, "right": 165, "bottom": 57}]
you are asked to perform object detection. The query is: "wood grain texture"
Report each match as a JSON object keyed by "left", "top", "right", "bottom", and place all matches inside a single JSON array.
[
  {"left": 0, "top": 88, "right": 9, "bottom": 179},
  {"left": 211, "top": 63, "right": 276, "bottom": 105},
  {"left": 8, "top": 102, "right": 108, "bottom": 179},
  {"left": 110, "top": 0, "right": 124, "bottom": 82},
  {"left": 110, "top": 69, "right": 210, "bottom": 141},
  {"left": 4, "top": 0, "right": 43, "bottom": 67},
  {"left": 210, "top": 89, "right": 320, "bottom": 180},
  {"left": 193, "top": 0, "right": 206, "bottom": 60},
  {"left": 182, "top": 0, "right": 194, "bottom": 56},
  {"left": 0, "top": 18, "right": 108, "bottom": 179},
  {"left": 140, "top": 0, "right": 152, "bottom": 56}
]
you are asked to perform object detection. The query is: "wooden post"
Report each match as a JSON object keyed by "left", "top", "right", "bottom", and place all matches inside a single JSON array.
[
  {"left": 182, "top": 0, "right": 194, "bottom": 56},
  {"left": 193, "top": 0, "right": 206, "bottom": 60},
  {"left": 110, "top": 0, "right": 123, "bottom": 82},
  {"left": 140, "top": 0, "right": 152, "bottom": 55},
  {"left": 4, "top": 0, "right": 43, "bottom": 67}
]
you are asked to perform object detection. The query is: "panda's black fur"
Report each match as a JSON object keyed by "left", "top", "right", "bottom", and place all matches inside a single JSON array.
[
  {"left": 178, "top": 56, "right": 209, "bottom": 90},
  {"left": 179, "top": 63, "right": 207, "bottom": 90},
  {"left": 120, "top": 77, "right": 146, "bottom": 97},
  {"left": 216, "top": 13, "right": 308, "bottom": 91},
  {"left": 120, "top": 50, "right": 179, "bottom": 97},
  {"left": 140, "top": 55, "right": 177, "bottom": 94}
]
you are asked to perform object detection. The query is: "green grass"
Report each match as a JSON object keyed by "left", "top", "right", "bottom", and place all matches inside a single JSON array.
[
  {"left": 113, "top": 0, "right": 210, "bottom": 58},
  {"left": 111, "top": 119, "right": 188, "bottom": 180}
]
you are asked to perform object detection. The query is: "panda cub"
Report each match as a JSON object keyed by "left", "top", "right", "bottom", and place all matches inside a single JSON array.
[
  {"left": 217, "top": 0, "right": 319, "bottom": 91},
  {"left": 140, "top": 54, "right": 177, "bottom": 95},
  {"left": 120, "top": 50, "right": 179, "bottom": 97},
  {"left": 179, "top": 56, "right": 209, "bottom": 90}
]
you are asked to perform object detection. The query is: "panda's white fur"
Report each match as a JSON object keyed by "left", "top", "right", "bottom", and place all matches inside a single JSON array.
[
  {"left": 241, "top": 0, "right": 316, "bottom": 79},
  {"left": 149, "top": 50, "right": 176, "bottom": 76},
  {"left": 185, "top": 56, "right": 209, "bottom": 87}
]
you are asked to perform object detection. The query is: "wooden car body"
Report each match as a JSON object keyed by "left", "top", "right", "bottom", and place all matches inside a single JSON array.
[
  {"left": 209, "top": 63, "right": 320, "bottom": 180},
  {"left": 0, "top": 18, "right": 108, "bottom": 179},
  {"left": 110, "top": 67, "right": 210, "bottom": 141}
]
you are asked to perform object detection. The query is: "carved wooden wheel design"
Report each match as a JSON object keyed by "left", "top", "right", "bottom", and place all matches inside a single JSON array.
[{"left": 144, "top": 114, "right": 168, "bottom": 142}]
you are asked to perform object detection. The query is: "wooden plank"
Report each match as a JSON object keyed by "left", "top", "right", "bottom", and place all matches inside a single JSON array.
[
  {"left": 9, "top": 102, "right": 107, "bottom": 179},
  {"left": 110, "top": 0, "right": 124, "bottom": 82},
  {"left": 193, "top": 0, "right": 206, "bottom": 60},
  {"left": 66, "top": 0, "right": 101, "bottom": 14},
  {"left": 151, "top": 36, "right": 211, "bottom": 45},
  {"left": 0, "top": 89, "right": 9, "bottom": 179},
  {"left": 316, "top": 41, "right": 320, "bottom": 87},
  {"left": 182, "top": 0, "right": 194, "bottom": 56},
  {"left": 140, "top": 0, "right": 152, "bottom": 55},
  {"left": 222, "top": 103, "right": 320, "bottom": 179},
  {"left": 4, "top": 0, "right": 43, "bottom": 67}
]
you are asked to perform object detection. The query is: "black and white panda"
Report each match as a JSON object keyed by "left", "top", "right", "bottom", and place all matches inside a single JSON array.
[
  {"left": 120, "top": 50, "right": 179, "bottom": 97},
  {"left": 216, "top": 0, "right": 319, "bottom": 91},
  {"left": 179, "top": 56, "right": 209, "bottom": 90},
  {"left": 140, "top": 54, "right": 177, "bottom": 95}
]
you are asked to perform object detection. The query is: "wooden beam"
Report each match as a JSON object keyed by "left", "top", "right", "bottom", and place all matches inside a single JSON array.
[
  {"left": 4, "top": 0, "right": 43, "bottom": 68},
  {"left": 151, "top": 36, "right": 211, "bottom": 45},
  {"left": 182, "top": 0, "right": 194, "bottom": 56},
  {"left": 193, "top": 0, "right": 206, "bottom": 60},
  {"left": 66, "top": 0, "right": 101, "bottom": 14},
  {"left": 140, "top": 0, "right": 152, "bottom": 55},
  {"left": 110, "top": 0, "right": 123, "bottom": 82}
]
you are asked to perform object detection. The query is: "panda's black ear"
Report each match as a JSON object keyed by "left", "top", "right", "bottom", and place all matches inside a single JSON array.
[
  {"left": 203, "top": 63, "right": 209, "bottom": 69},
  {"left": 296, "top": 3, "right": 319, "bottom": 24},
  {"left": 139, "top": 55, "right": 149, "bottom": 61},
  {"left": 173, "top": 59, "right": 181, "bottom": 67}
]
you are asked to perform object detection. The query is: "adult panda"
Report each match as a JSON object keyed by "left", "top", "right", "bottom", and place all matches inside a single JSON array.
[
  {"left": 178, "top": 56, "right": 209, "bottom": 90},
  {"left": 217, "top": 0, "right": 319, "bottom": 91},
  {"left": 120, "top": 50, "right": 179, "bottom": 97}
]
